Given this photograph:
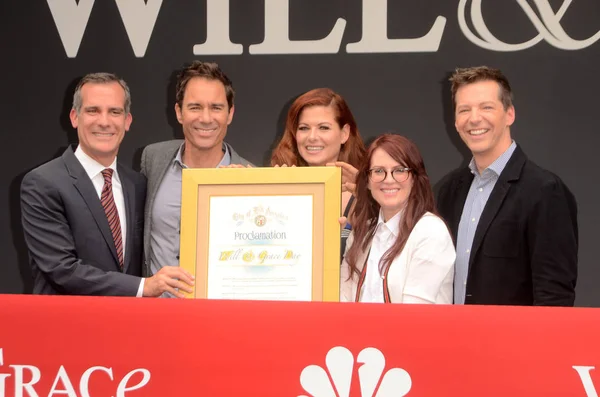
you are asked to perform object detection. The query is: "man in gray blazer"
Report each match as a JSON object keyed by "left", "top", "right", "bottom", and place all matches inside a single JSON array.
[
  {"left": 21, "top": 72, "right": 194, "bottom": 297},
  {"left": 141, "top": 61, "right": 251, "bottom": 278}
]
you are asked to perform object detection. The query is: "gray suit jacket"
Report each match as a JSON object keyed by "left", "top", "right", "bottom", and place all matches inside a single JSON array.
[
  {"left": 140, "top": 139, "right": 252, "bottom": 276},
  {"left": 20, "top": 146, "right": 146, "bottom": 295}
]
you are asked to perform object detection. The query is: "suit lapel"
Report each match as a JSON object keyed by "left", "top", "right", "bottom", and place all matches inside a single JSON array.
[
  {"left": 468, "top": 182, "right": 510, "bottom": 271},
  {"left": 227, "top": 143, "right": 245, "bottom": 165},
  {"left": 468, "top": 146, "right": 526, "bottom": 271},
  {"left": 63, "top": 147, "right": 120, "bottom": 269},
  {"left": 147, "top": 151, "right": 175, "bottom": 214},
  {"left": 119, "top": 165, "right": 135, "bottom": 273},
  {"left": 144, "top": 142, "right": 180, "bottom": 264},
  {"left": 451, "top": 169, "right": 474, "bottom": 239}
]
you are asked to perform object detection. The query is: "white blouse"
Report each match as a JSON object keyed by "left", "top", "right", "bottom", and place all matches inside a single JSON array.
[
  {"left": 361, "top": 210, "right": 401, "bottom": 302},
  {"left": 340, "top": 211, "right": 456, "bottom": 304}
]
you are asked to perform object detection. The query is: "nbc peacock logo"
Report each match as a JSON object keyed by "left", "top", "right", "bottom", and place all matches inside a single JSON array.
[{"left": 298, "top": 346, "right": 412, "bottom": 397}]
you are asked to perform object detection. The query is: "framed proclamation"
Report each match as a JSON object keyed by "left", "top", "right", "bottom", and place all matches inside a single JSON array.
[{"left": 179, "top": 167, "right": 341, "bottom": 302}]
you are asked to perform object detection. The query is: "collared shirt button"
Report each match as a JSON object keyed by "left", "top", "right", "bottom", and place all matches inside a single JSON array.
[
  {"left": 478, "top": 188, "right": 483, "bottom": 192},
  {"left": 471, "top": 218, "right": 476, "bottom": 222},
  {"left": 466, "top": 249, "right": 470, "bottom": 253}
]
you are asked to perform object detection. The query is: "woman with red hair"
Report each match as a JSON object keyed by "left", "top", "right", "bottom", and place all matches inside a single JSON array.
[
  {"left": 271, "top": 88, "right": 366, "bottom": 254},
  {"left": 340, "top": 134, "right": 455, "bottom": 303}
]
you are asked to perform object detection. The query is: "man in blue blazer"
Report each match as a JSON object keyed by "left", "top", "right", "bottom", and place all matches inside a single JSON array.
[
  {"left": 437, "top": 66, "right": 577, "bottom": 306},
  {"left": 21, "top": 73, "right": 194, "bottom": 297}
]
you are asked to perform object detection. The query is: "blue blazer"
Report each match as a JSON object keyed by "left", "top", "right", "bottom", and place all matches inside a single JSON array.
[{"left": 437, "top": 145, "right": 577, "bottom": 306}]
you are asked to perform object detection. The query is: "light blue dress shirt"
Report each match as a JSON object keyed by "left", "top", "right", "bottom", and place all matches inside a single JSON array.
[
  {"left": 454, "top": 141, "right": 517, "bottom": 304},
  {"left": 149, "top": 143, "right": 231, "bottom": 279}
]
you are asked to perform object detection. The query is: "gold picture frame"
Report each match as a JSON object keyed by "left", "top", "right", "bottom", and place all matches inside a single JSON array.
[{"left": 179, "top": 166, "right": 341, "bottom": 302}]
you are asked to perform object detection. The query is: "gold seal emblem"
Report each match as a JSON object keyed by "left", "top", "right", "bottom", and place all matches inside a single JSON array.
[{"left": 255, "top": 215, "right": 267, "bottom": 227}]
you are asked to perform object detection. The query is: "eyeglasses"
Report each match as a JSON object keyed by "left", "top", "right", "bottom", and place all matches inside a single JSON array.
[{"left": 368, "top": 167, "right": 412, "bottom": 183}]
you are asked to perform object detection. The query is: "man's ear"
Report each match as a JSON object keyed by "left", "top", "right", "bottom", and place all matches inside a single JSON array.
[
  {"left": 506, "top": 105, "right": 515, "bottom": 127},
  {"left": 175, "top": 103, "right": 183, "bottom": 124},
  {"left": 227, "top": 104, "right": 235, "bottom": 125},
  {"left": 125, "top": 113, "right": 133, "bottom": 131},
  {"left": 69, "top": 108, "right": 78, "bottom": 128}
]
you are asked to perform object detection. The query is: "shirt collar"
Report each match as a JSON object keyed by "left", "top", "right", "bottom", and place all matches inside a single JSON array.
[
  {"left": 468, "top": 140, "right": 517, "bottom": 178},
  {"left": 376, "top": 208, "right": 402, "bottom": 238},
  {"left": 174, "top": 143, "right": 185, "bottom": 167},
  {"left": 174, "top": 142, "right": 231, "bottom": 168},
  {"left": 74, "top": 145, "right": 119, "bottom": 182}
]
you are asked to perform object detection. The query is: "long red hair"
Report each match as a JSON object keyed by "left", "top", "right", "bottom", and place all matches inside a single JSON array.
[
  {"left": 270, "top": 88, "right": 365, "bottom": 167},
  {"left": 345, "top": 134, "right": 438, "bottom": 276}
]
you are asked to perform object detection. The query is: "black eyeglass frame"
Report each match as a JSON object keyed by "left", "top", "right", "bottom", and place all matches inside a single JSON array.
[{"left": 367, "top": 167, "right": 412, "bottom": 183}]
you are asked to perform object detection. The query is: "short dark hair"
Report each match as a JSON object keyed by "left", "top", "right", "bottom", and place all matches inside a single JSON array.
[
  {"left": 175, "top": 61, "right": 235, "bottom": 109},
  {"left": 73, "top": 72, "right": 131, "bottom": 114},
  {"left": 449, "top": 66, "right": 513, "bottom": 110}
]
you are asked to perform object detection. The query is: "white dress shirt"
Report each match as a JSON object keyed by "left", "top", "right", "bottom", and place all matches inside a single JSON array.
[
  {"left": 74, "top": 146, "right": 144, "bottom": 297},
  {"left": 340, "top": 211, "right": 455, "bottom": 304}
]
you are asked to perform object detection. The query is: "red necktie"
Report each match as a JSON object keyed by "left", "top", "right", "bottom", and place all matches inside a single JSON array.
[{"left": 101, "top": 169, "right": 123, "bottom": 269}]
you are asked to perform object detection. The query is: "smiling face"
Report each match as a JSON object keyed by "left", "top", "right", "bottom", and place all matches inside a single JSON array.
[
  {"left": 175, "top": 77, "right": 234, "bottom": 158},
  {"left": 70, "top": 82, "right": 132, "bottom": 167},
  {"left": 368, "top": 148, "right": 414, "bottom": 222},
  {"left": 295, "top": 105, "right": 350, "bottom": 166},
  {"left": 454, "top": 80, "right": 515, "bottom": 170}
]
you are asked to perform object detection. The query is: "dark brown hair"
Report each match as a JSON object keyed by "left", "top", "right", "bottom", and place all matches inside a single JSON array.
[
  {"left": 270, "top": 88, "right": 366, "bottom": 167},
  {"left": 345, "top": 134, "right": 437, "bottom": 276},
  {"left": 175, "top": 61, "right": 234, "bottom": 109},
  {"left": 450, "top": 66, "right": 513, "bottom": 110}
]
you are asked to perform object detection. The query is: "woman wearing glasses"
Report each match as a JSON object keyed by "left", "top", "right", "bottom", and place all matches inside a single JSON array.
[{"left": 340, "top": 134, "right": 455, "bottom": 303}]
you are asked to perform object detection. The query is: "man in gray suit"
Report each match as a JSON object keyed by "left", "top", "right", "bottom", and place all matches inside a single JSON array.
[
  {"left": 141, "top": 61, "right": 251, "bottom": 278},
  {"left": 21, "top": 72, "right": 194, "bottom": 297}
]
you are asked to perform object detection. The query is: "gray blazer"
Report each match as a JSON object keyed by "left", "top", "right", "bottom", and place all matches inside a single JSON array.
[{"left": 140, "top": 139, "right": 252, "bottom": 276}]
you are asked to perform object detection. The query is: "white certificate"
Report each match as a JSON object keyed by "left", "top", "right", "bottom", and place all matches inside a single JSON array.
[{"left": 206, "top": 195, "right": 313, "bottom": 301}]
